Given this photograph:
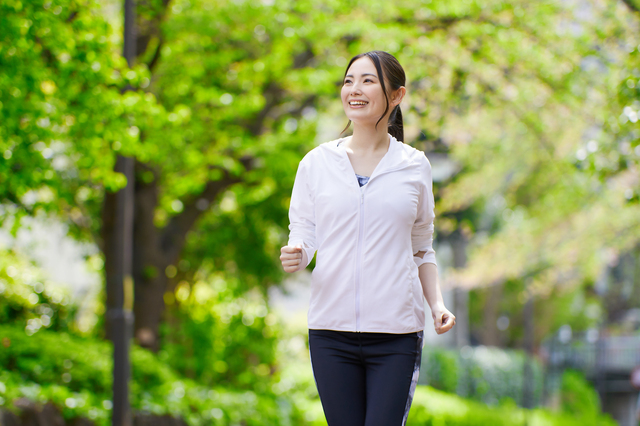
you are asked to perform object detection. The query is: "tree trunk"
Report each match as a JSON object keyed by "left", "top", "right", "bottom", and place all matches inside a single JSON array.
[
  {"left": 451, "top": 232, "right": 470, "bottom": 348},
  {"left": 480, "top": 282, "right": 503, "bottom": 346},
  {"left": 102, "top": 158, "right": 240, "bottom": 350},
  {"left": 131, "top": 161, "right": 168, "bottom": 351},
  {"left": 102, "top": 161, "right": 166, "bottom": 350}
]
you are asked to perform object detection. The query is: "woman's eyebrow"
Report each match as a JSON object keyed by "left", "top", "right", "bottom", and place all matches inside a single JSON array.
[{"left": 345, "top": 73, "right": 378, "bottom": 79}]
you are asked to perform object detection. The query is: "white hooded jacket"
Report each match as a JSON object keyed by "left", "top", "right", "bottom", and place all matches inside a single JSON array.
[{"left": 288, "top": 135, "right": 437, "bottom": 333}]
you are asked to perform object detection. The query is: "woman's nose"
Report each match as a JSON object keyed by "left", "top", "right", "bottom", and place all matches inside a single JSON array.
[{"left": 349, "top": 84, "right": 363, "bottom": 95}]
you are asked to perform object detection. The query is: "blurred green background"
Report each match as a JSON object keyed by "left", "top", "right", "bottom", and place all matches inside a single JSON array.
[{"left": 2, "top": 0, "right": 640, "bottom": 424}]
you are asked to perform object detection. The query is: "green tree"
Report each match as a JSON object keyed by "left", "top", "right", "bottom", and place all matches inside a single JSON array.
[
  {"left": 0, "top": 0, "right": 146, "bottom": 232},
  {"left": 440, "top": 1, "right": 640, "bottom": 298}
]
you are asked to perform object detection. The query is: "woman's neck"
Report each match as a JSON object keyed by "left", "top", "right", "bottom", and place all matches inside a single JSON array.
[{"left": 347, "top": 122, "right": 390, "bottom": 154}]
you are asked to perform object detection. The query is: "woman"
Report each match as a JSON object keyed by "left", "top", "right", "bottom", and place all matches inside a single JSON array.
[{"left": 280, "top": 51, "right": 455, "bottom": 426}]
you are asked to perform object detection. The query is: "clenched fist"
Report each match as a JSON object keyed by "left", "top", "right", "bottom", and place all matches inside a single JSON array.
[
  {"left": 433, "top": 307, "right": 456, "bottom": 335},
  {"left": 280, "top": 245, "right": 304, "bottom": 273}
]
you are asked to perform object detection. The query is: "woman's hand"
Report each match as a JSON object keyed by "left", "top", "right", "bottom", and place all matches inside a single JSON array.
[
  {"left": 280, "top": 245, "right": 303, "bottom": 273},
  {"left": 418, "top": 263, "right": 456, "bottom": 335},
  {"left": 432, "top": 306, "right": 456, "bottom": 335}
]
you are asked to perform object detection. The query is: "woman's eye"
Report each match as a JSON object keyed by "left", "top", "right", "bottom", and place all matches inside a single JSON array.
[
  {"left": 364, "top": 79, "right": 373, "bottom": 83},
  {"left": 344, "top": 80, "right": 352, "bottom": 85}
]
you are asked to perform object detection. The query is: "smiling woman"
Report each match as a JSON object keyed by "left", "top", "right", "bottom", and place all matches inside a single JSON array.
[
  {"left": 279, "top": 50, "right": 455, "bottom": 426},
  {"left": 341, "top": 51, "right": 406, "bottom": 143}
]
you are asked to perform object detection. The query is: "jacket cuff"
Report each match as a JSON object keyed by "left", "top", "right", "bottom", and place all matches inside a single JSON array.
[
  {"left": 288, "top": 239, "right": 316, "bottom": 268},
  {"left": 302, "top": 246, "right": 315, "bottom": 267},
  {"left": 414, "top": 254, "right": 437, "bottom": 268}
]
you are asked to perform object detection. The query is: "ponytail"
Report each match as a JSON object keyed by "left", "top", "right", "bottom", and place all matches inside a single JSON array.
[{"left": 388, "top": 105, "right": 403, "bottom": 142}]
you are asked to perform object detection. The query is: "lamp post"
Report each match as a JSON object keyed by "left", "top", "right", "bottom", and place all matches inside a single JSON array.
[
  {"left": 106, "top": 0, "right": 136, "bottom": 425},
  {"left": 107, "top": 153, "right": 134, "bottom": 426}
]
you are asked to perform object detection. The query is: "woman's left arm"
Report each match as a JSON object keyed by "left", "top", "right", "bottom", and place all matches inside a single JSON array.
[
  {"left": 416, "top": 260, "right": 455, "bottom": 335},
  {"left": 412, "top": 155, "right": 455, "bottom": 334}
]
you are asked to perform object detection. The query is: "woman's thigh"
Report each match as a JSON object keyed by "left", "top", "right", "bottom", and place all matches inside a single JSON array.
[
  {"left": 361, "top": 332, "right": 423, "bottom": 426},
  {"left": 308, "top": 330, "right": 422, "bottom": 426},
  {"left": 308, "top": 330, "right": 367, "bottom": 426}
]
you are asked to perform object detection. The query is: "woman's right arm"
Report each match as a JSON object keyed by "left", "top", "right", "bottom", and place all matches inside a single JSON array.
[{"left": 281, "top": 159, "right": 316, "bottom": 273}]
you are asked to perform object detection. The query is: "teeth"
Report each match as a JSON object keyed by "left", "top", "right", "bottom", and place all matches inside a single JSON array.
[{"left": 349, "top": 101, "right": 368, "bottom": 105}]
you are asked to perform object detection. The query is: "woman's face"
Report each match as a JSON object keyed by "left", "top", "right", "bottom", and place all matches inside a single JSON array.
[{"left": 341, "top": 57, "right": 390, "bottom": 126}]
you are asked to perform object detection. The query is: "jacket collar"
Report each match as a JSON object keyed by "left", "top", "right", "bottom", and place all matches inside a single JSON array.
[{"left": 327, "top": 134, "right": 412, "bottom": 177}]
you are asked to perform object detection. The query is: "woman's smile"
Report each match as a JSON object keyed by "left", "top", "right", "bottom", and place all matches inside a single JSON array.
[{"left": 348, "top": 99, "right": 369, "bottom": 108}]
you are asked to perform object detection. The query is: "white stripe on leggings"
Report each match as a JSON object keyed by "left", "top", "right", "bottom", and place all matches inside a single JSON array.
[{"left": 401, "top": 331, "right": 423, "bottom": 426}]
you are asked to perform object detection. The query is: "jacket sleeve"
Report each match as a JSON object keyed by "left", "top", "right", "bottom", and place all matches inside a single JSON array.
[
  {"left": 412, "top": 156, "right": 437, "bottom": 267},
  {"left": 287, "top": 158, "right": 317, "bottom": 267}
]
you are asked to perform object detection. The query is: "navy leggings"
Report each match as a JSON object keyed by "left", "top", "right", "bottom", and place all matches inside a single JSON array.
[{"left": 308, "top": 329, "right": 423, "bottom": 426}]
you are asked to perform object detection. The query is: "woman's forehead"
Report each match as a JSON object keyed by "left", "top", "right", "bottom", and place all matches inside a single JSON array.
[{"left": 346, "top": 57, "right": 378, "bottom": 78}]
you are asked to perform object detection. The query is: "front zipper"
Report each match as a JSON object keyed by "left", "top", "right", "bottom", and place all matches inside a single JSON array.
[
  {"left": 354, "top": 185, "right": 365, "bottom": 332},
  {"left": 342, "top": 140, "right": 408, "bottom": 332},
  {"left": 353, "top": 171, "right": 397, "bottom": 332}
]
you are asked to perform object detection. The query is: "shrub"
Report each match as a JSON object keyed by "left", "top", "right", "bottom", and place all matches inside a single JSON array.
[
  {"left": 0, "top": 249, "right": 78, "bottom": 334},
  {"left": 407, "top": 386, "right": 616, "bottom": 426},
  {"left": 420, "top": 347, "right": 459, "bottom": 393},
  {"left": 0, "top": 324, "right": 300, "bottom": 426},
  {"left": 159, "top": 275, "right": 279, "bottom": 391},
  {"left": 560, "top": 369, "right": 601, "bottom": 418},
  {"left": 0, "top": 324, "right": 616, "bottom": 426},
  {"left": 273, "top": 325, "right": 614, "bottom": 426},
  {"left": 420, "top": 345, "right": 544, "bottom": 406}
]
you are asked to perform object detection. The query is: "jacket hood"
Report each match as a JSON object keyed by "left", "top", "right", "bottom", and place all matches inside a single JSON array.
[{"left": 317, "top": 134, "right": 423, "bottom": 177}]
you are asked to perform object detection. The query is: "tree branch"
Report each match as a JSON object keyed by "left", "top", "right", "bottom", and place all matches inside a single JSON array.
[
  {"left": 65, "top": 10, "right": 79, "bottom": 23},
  {"left": 135, "top": 0, "right": 172, "bottom": 63},
  {"left": 245, "top": 82, "right": 285, "bottom": 136},
  {"left": 622, "top": 0, "right": 640, "bottom": 14},
  {"left": 391, "top": 14, "right": 481, "bottom": 32},
  {"left": 160, "top": 168, "right": 242, "bottom": 262},
  {"left": 147, "top": 37, "right": 164, "bottom": 72},
  {"left": 292, "top": 45, "right": 314, "bottom": 69}
]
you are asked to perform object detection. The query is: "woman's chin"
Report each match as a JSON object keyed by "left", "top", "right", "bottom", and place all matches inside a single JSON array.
[{"left": 346, "top": 116, "right": 380, "bottom": 127}]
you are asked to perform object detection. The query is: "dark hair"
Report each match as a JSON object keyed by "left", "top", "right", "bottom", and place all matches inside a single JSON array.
[{"left": 341, "top": 51, "right": 406, "bottom": 142}]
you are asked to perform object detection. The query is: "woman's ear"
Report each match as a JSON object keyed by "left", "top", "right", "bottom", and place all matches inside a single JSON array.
[{"left": 391, "top": 86, "right": 406, "bottom": 107}]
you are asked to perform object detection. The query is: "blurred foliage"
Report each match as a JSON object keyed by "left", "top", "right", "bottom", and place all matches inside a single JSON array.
[
  {"left": 599, "top": 246, "right": 640, "bottom": 328},
  {"left": 0, "top": 246, "right": 283, "bottom": 396},
  {"left": 0, "top": 301, "right": 615, "bottom": 426},
  {"left": 422, "top": 348, "right": 459, "bottom": 394},
  {"left": 0, "top": 248, "right": 78, "bottom": 334},
  {"left": 439, "top": 0, "right": 640, "bottom": 297},
  {"left": 0, "top": 324, "right": 308, "bottom": 426},
  {"left": 406, "top": 385, "right": 616, "bottom": 426},
  {"left": 0, "top": 0, "right": 154, "bottom": 237},
  {"left": 560, "top": 369, "right": 602, "bottom": 419},
  {"left": 467, "top": 279, "right": 603, "bottom": 347},
  {"left": 420, "top": 345, "right": 544, "bottom": 407},
  {"left": 159, "top": 272, "right": 279, "bottom": 390},
  {"left": 601, "top": 1, "right": 640, "bottom": 190}
]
